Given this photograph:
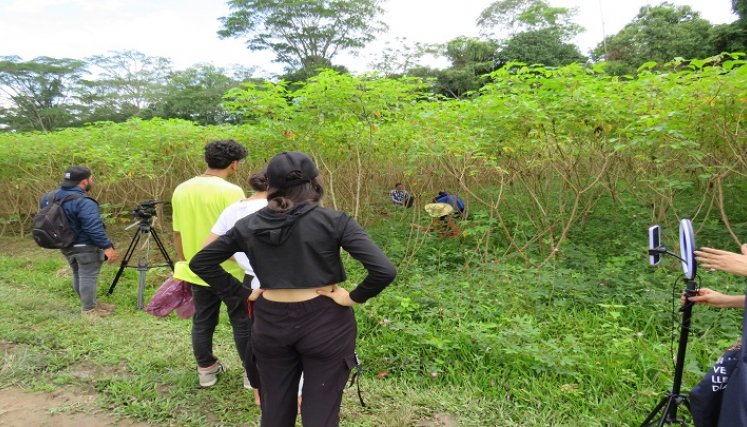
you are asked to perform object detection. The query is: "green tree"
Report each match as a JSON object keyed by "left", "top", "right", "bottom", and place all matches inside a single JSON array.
[
  {"left": 592, "top": 3, "right": 715, "bottom": 74},
  {"left": 734, "top": 0, "right": 747, "bottom": 19},
  {"left": 416, "top": 37, "right": 499, "bottom": 98},
  {"left": 709, "top": 22, "right": 747, "bottom": 54},
  {"left": 368, "top": 37, "right": 432, "bottom": 77},
  {"left": 79, "top": 50, "right": 172, "bottom": 123},
  {"left": 477, "top": 0, "right": 582, "bottom": 40},
  {"left": 499, "top": 29, "right": 586, "bottom": 66},
  {"left": 276, "top": 56, "right": 350, "bottom": 86},
  {"left": 478, "top": 0, "right": 584, "bottom": 67},
  {"left": 153, "top": 64, "right": 248, "bottom": 125},
  {"left": 0, "top": 56, "right": 86, "bottom": 132},
  {"left": 218, "top": 0, "right": 387, "bottom": 71},
  {"left": 726, "top": 0, "right": 747, "bottom": 49}
]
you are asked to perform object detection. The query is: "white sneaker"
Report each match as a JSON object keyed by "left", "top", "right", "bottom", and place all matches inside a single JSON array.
[
  {"left": 244, "top": 371, "right": 252, "bottom": 390},
  {"left": 197, "top": 361, "right": 226, "bottom": 387}
]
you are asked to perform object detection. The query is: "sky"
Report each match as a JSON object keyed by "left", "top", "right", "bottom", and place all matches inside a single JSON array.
[{"left": 0, "top": 0, "right": 739, "bottom": 77}]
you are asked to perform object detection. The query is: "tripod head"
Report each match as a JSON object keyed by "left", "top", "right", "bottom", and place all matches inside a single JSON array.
[{"left": 132, "top": 200, "right": 162, "bottom": 222}]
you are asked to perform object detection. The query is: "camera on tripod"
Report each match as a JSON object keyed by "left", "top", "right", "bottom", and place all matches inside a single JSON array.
[
  {"left": 109, "top": 199, "right": 173, "bottom": 309},
  {"left": 132, "top": 200, "right": 161, "bottom": 222}
]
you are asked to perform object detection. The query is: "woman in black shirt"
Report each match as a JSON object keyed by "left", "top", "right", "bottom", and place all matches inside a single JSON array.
[{"left": 191, "top": 151, "right": 396, "bottom": 427}]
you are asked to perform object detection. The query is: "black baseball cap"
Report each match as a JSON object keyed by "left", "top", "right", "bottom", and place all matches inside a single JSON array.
[
  {"left": 266, "top": 152, "right": 319, "bottom": 189},
  {"left": 61, "top": 166, "right": 92, "bottom": 188}
]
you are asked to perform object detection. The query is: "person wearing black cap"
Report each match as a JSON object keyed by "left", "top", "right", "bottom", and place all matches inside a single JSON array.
[
  {"left": 40, "top": 166, "right": 117, "bottom": 317},
  {"left": 190, "top": 151, "right": 397, "bottom": 427}
]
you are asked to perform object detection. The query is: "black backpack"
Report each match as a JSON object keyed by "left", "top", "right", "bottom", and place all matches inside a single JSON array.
[{"left": 31, "top": 191, "right": 92, "bottom": 249}]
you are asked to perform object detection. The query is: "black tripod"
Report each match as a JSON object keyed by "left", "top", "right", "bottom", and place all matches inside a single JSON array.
[
  {"left": 108, "top": 216, "right": 174, "bottom": 309},
  {"left": 640, "top": 277, "right": 698, "bottom": 427}
]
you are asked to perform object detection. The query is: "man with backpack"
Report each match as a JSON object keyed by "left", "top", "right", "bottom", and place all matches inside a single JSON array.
[{"left": 38, "top": 166, "right": 117, "bottom": 317}]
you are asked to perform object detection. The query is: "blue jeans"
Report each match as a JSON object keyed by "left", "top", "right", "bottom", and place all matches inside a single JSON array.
[
  {"left": 190, "top": 283, "right": 251, "bottom": 368},
  {"left": 62, "top": 246, "right": 104, "bottom": 311}
]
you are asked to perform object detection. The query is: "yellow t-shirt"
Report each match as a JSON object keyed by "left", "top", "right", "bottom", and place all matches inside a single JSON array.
[{"left": 172, "top": 176, "right": 245, "bottom": 286}]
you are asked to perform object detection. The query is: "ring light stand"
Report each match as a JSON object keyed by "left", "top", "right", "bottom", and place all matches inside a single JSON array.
[{"left": 641, "top": 219, "right": 698, "bottom": 427}]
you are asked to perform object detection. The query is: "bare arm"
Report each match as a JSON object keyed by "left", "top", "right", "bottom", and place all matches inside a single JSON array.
[
  {"left": 695, "top": 244, "right": 747, "bottom": 276},
  {"left": 684, "top": 288, "right": 745, "bottom": 309},
  {"left": 173, "top": 231, "right": 185, "bottom": 262}
]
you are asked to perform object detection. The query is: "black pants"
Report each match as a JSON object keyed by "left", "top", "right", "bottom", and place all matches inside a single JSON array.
[
  {"left": 190, "top": 283, "right": 251, "bottom": 368},
  {"left": 253, "top": 296, "right": 357, "bottom": 427}
]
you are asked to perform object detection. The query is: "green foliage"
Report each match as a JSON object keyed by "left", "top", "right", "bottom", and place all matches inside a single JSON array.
[
  {"left": 478, "top": 0, "right": 583, "bottom": 41},
  {"left": 217, "top": 0, "right": 387, "bottom": 71},
  {"left": 592, "top": 3, "right": 717, "bottom": 75},
  {"left": 710, "top": 22, "right": 747, "bottom": 54},
  {"left": 155, "top": 64, "right": 246, "bottom": 125},
  {"left": 0, "top": 55, "right": 87, "bottom": 132},
  {"left": 409, "top": 37, "right": 500, "bottom": 98},
  {"left": 498, "top": 28, "right": 587, "bottom": 66},
  {"left": 734, "top": 0, "right": 747, "bottom": 20},
  {"left": 1, "top": 57, "right": 747, "bottom": 425},
  {"left": 81, "top": 50, "right": 173, "bottom": 122}
]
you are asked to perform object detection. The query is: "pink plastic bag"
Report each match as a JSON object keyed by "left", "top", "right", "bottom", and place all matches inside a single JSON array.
[{"left": 145, "top": 276, "right": 195, "bottom": 319}]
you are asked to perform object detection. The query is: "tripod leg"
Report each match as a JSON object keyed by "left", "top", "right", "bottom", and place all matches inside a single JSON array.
[
  {"left": 149, "top": 228, "right": 174, "bottom": 270},
  {"left": 137, "top": 260, "right": 147, "bottom": 310},
  {"left": 108, "top": 228, "right": 142, "bottom": 295},
  {"left": 640, "top": 395, "right": 669, "bottom": 427}
]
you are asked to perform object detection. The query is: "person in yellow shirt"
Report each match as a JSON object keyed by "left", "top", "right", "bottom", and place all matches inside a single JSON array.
[{"left": 172, "top": 139, "right": 249, "bottom": 388}]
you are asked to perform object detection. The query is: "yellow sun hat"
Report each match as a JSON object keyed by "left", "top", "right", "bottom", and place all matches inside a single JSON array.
[{"left": 424, "top": 203, "right": 454, "bottom": 218}]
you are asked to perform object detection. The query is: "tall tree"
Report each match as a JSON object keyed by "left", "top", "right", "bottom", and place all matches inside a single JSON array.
[
  {"left": 218, "top": 0, "right": 387, "bottom": 71},
  {"left": 409, "top": 37, "right": 499, "bottom": 98},
  {"left": 592, "top": 3, "right": 715, "bottom": 74},
  {"left": 0, "top": 56, "right": 86, "bottom": 132},
  {"left": 499, "top": 29, "right": 586, "bottom": 66},
  {"left": 79, "top": 50, "right": 172, "bottom": 122},
  {"left": 368, "top": 37, "right": 432, "bottom": 77},
  {"left": 734, "top": 0, "right": 747, "bottom": 19},
  {"left": 153, "top": 64, "right": 248, "bottom": 125},
  {"left": 727, "top": 0, "right": 747, "bottom": 49},
  {"left": 477, "top": 0, "right": 582, "bottom": 41},
  {"left": 478, "top": 0, "right": 585, "bottom": 67}
]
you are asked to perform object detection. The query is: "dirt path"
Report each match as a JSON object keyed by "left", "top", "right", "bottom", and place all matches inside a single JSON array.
[{"left": 0, "top": 387, "right": 148, "bottom": 427}]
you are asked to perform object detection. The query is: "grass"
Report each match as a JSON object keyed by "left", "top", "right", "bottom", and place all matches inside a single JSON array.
[{"left": 1, "top": 202, "right": 745, "bottom": 426}]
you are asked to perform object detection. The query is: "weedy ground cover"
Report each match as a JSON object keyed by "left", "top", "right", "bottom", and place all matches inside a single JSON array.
[{"left": 1, "top": 196, "right": 744, "bottom": 426}]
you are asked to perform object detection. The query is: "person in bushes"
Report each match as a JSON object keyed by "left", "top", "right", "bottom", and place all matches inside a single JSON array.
[
  {"left": 190, "top": 151, "right": 396, "bottom": 427},
  {"left": 412, "top": 202, "right": 461, "bottom": 238},
  {"left": 40, "top": 166, "right": 118, "bottom": 318},
  {"left": 171, "top": 139, "right": 251, "bottom": 389},
  {"left": 389, "top": 182, "right": 413, "bottom": 207},
  {"left": 433, "top": 191, "right": 466, "bottom": 218}
]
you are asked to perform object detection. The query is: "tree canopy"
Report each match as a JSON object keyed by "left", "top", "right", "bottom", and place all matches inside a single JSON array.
[
  {"left": 477, "top": 0, "right": 585, "bottom": 68},
  {"left": 0, "top": 56, "right": 86, "bottom": 132},
  {"left": 499, "top": 29, "right": 586, "bottom": 66},
  {"left": 218, "top": 0, "right": 387, "bottom": 71},
  {"left": 477, "top": 0, "right": 582, "bottom": 41},
  {"left": 592, "top": 3, "right": 716, "bottom": 74}
]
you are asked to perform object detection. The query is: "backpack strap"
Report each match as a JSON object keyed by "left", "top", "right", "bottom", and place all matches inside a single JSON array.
[{"left": 49, "top": 191, "right": 98, "bottom": 206}]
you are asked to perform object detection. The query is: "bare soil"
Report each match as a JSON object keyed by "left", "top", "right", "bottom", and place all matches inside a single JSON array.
[{"left": 0, "top": 387, "right": 148, "bottom": 427}]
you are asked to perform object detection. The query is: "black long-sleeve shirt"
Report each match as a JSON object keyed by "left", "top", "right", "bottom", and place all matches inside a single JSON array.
[{"left": 190, "top": 204, "right": 396, "bottom": 303}]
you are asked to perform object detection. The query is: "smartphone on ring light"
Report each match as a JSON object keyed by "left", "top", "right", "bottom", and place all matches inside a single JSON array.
[{"left": 648, "top": 225, "right": 661, "bottom": 266}]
